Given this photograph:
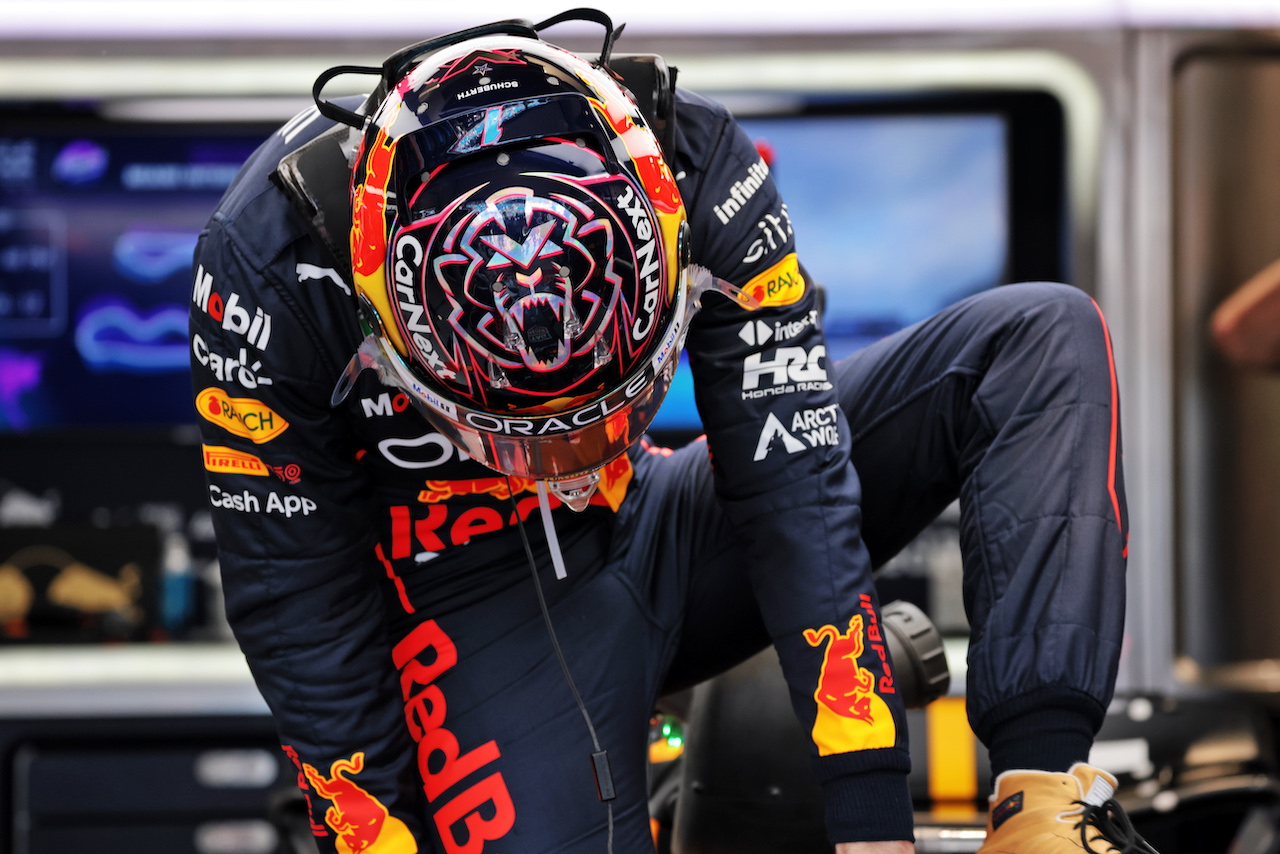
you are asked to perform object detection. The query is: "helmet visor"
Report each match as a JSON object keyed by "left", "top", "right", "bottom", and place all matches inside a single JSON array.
[{"left": 346, "top": 264, "right": 688, "bottom": 480}]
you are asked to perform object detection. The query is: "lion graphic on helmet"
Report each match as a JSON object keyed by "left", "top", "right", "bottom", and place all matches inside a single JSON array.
[{"left": 415, "top": 176, "right": 633, "bottom": 401}]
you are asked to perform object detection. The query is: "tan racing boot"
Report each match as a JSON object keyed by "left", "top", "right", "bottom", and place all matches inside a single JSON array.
[{"left": 976, "top": 763, "right": 1159, "bottom": 853}]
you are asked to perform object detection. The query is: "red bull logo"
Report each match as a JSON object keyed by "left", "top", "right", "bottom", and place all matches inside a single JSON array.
[
  {"left": 803, "top": 607, "right": 897, "bottom": 756},
  {"left": 416, "top": 455, "right": 632, "bottom": 510},
  {"left": 351, "top": 124, "right": 410, "bottom": 357},
  {"left": 633, "top": 153, "right": 682, "bottom": 216},
  {"left": 386, "top": 458, "right": 635, "bottom": 558},
  {"left": 418, "top": 476, "right": 532, "bottom": 504},
  {"left": 352, "top": 127, "right": 396, "bottom": 280},
  {"left": 302, "top": 753, "right": 417, "bottom": 854},
  {"left": 393, "top": 620, "right": 516, "bottom": 854}
]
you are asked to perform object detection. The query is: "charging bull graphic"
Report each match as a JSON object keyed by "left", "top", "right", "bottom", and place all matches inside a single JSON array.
[
  {"left": 803, "top": 614, "right": 897, "bottom": 755},
  {"left": 415, "top": 454, "right": 632, "bottom": 510},
  {"left": 418, "top": 475, "right": 534, "bottom": 504},
  {"left": 0, "top": 565, "right": 34, "bottom": 626},
  {"left": 302, "top": 753, "right": 417, "bottom": 854},
  {"left": 0, "top": 545, "right": 142, "bottom": 638}
]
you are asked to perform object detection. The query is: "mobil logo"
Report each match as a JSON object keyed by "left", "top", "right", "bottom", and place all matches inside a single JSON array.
[
  {"left": 192, "top": 265, "right": 272, "bottom": 349},
  {"left": 362, "top": 392, "right": 412, "bottom": 418}
]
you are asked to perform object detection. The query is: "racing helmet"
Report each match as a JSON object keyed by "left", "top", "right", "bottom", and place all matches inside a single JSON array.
[{"left": 343, "top": 30, "right": 691, "bottom": 502}]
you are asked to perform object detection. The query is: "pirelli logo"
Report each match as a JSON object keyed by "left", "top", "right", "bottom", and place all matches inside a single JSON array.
[
  {"left": 744, "top": 253, "right": 805, "bottom": 308},
  {"left": 202, "top": 444, "right": 269, "bottom": 477}
]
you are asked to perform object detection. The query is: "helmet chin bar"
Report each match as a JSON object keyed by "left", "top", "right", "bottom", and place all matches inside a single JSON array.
[
  {"left": 546, "top": 470, "right": 601, "bottom": 513},
  {"left": 534, "top": 269, "right": 763, "bottom": 514}
]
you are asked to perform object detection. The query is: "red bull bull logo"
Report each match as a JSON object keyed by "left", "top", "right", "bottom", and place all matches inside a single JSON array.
[
  {"left": 351, "top": 124, "right": 410, "bottom": 357},
  {"left": 302, "top": 753, "right": 417, "bottom": 854},
  {"left": 415, "top": 455, "right": 632, "bottom": 511},
  {"left": 803, "top": 607, "right": 897, "bottom": 756},
  {"left": 633, "top": 153, "right": 682, "bottom": 216},
  {"left": 386, "top": 458, "right": 636, "bottom": 559},
  {"left": 418, "top": 476, "right": 532, "bottom": 504},
  {"left": 282, "top": 745, "right": 328, "bottom": 837},
  {"left": 352, "top": 127, "right": 396, "bottom": 280}
]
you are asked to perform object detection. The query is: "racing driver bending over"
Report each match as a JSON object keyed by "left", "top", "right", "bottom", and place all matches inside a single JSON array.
[{"left": 190, "top": 13, "right": 1155, "bottom": 854}]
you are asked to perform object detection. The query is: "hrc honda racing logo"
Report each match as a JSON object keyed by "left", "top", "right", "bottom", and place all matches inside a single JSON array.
[
  {"left": 741, "top": 343, "right": 829, "bottom": 400},
  {"left": 803, "top": 594, "right": 897, "bottom": 755}
]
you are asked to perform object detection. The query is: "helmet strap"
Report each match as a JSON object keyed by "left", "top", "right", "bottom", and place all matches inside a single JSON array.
[{"left": 535, "top": 481, "right": 570, "bottom": 579}]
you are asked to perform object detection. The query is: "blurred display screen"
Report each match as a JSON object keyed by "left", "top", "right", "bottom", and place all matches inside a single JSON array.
[
  {"left": 0, "top": 119, "right": 270, "bottom": 431},
  {"left": 653, "top": 111, "right": 1009, "bottom": 431},
  {"left": 0, "top": 108, "right": 1009, "bottom": 433}
]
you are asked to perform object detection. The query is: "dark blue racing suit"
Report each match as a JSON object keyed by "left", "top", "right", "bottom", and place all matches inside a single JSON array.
[{"left": 191, "top": 86, "right": 1128, "bottom": 853}]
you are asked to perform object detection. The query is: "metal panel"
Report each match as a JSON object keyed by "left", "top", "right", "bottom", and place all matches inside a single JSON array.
[{"left": 1173, "top": 41, "right": 1280, "bottom": 680}]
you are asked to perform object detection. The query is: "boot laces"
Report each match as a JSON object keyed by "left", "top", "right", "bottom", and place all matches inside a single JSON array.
[{"left": 1076, "top": 798, "right": 1159, "bottom": 854}]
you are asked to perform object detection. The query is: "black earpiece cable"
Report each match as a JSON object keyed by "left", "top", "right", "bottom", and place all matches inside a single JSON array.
[{"left": 506, "top": 476, "right": 615, "bottom": 854}]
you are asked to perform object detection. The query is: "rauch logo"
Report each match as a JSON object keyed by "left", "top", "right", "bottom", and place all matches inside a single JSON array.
[{"left": 197, "top": 388, "right": 289, "bottom": 443}]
